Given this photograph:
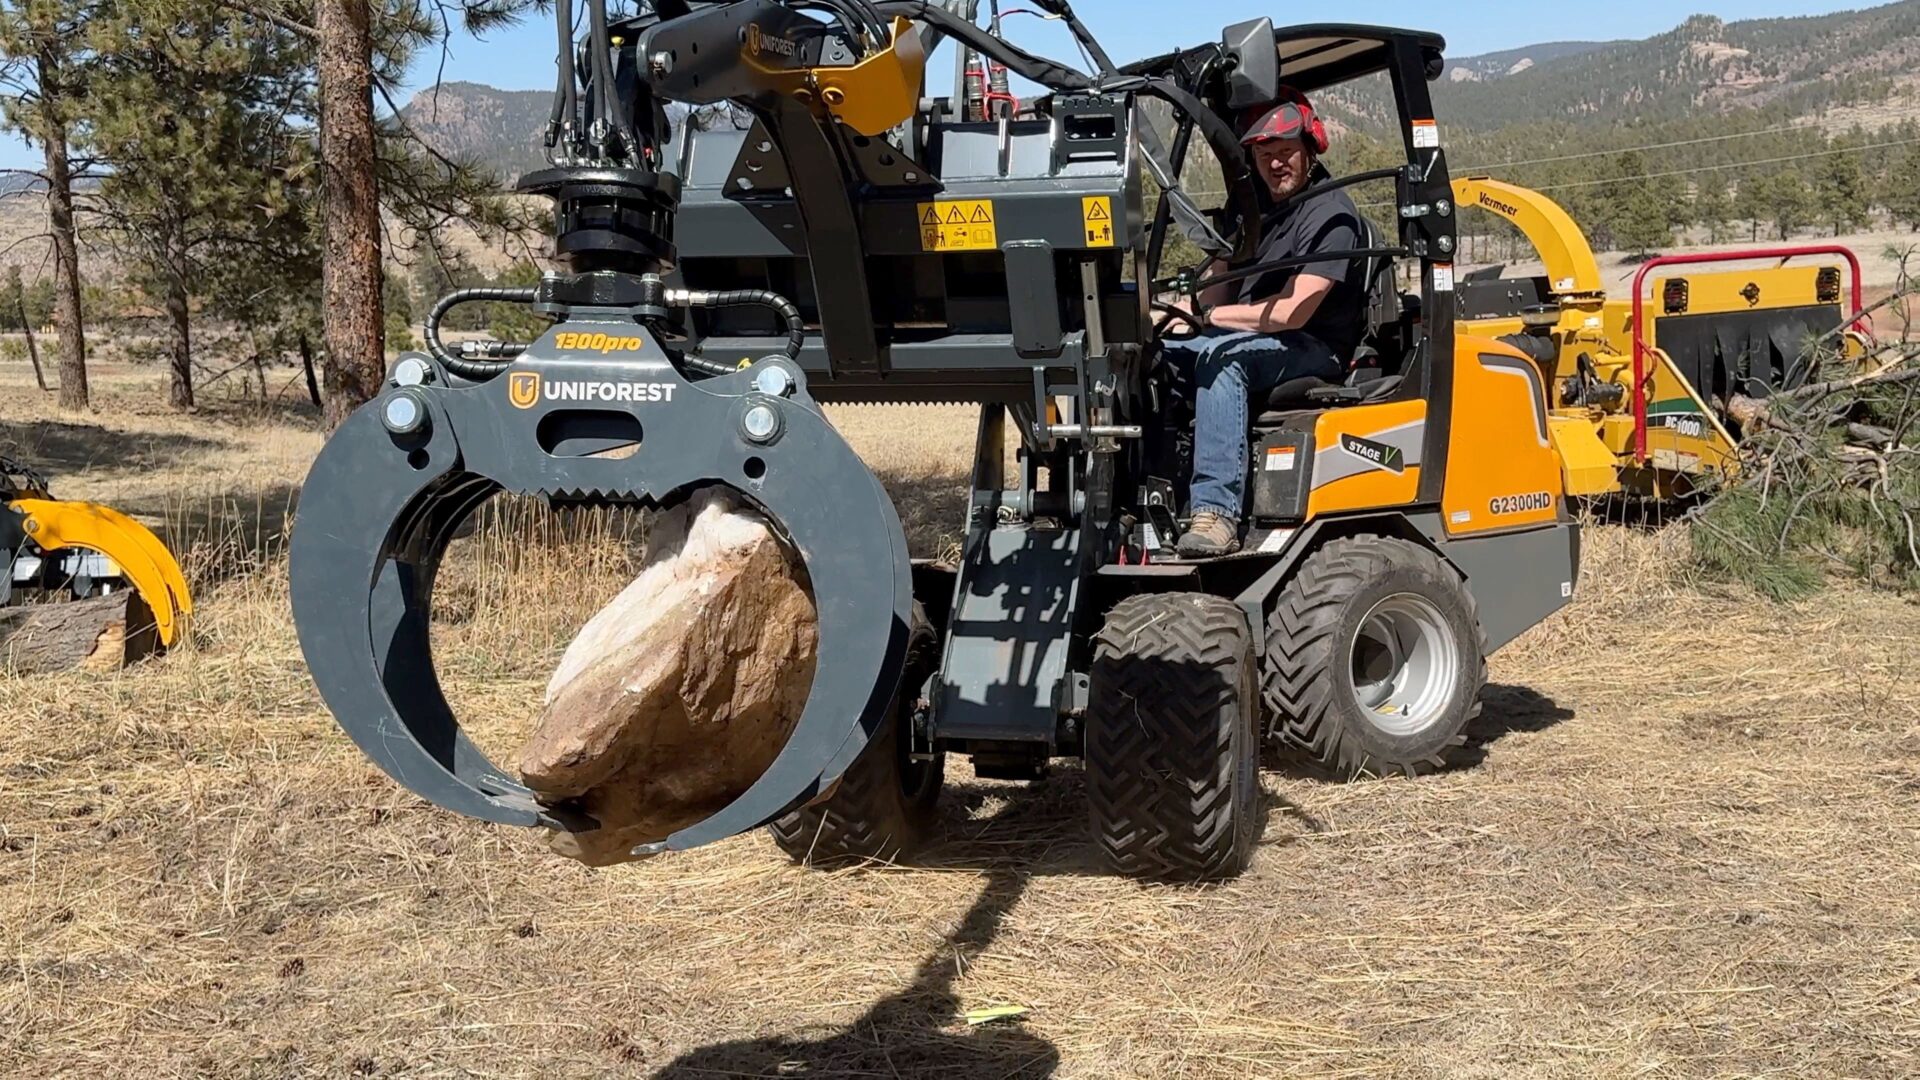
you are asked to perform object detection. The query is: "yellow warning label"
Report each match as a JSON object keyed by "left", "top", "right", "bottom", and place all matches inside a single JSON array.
[
  {"left": 1082, "top": 196, "right": 1116, "bottom": 248},
  {"left": 917, "top": 199, "right": 997, "bottom": 252}
]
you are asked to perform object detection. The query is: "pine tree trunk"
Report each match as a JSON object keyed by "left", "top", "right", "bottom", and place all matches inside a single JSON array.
[
  {"left": 165, "top": 247, "right": 193, "bottom": 409},
  {"left": 315, "top": 0, "right": 384, "bottom": 429},
  {"left": 36, "top": 48, "right": 88, "bottom": 412}
]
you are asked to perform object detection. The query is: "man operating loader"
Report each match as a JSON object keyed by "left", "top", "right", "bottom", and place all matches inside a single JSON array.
[{"left": 1166, "top": 88, "right": 1369, "bottom": 557}]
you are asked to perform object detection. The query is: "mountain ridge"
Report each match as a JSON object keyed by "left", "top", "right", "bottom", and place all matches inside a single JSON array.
[{"left": 397, "top": 3, "right": 1920, "bottom": 180}]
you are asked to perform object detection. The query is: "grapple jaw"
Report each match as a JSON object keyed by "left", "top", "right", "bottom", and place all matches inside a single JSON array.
[
  {"left": 5, "top": 497, "right": 194, "bottom": 646},
  {"left": 290, "top": 324, "right": 913, "bottom": 852}
]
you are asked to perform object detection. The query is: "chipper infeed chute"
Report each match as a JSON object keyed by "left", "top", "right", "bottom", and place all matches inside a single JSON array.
[{"left": 290, "top": 344, "right": 913, "bottom": 850}]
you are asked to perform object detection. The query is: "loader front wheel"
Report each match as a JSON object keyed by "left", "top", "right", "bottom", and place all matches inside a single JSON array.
[
  {"left": 1264, "top": 536, "right": 1486, "bottom": 778},
  {"left": 1086, "top": 593, "right": 1262, "bottom": 881},
  {"left": 768, "top": 604, "right": 942, "bottom": 865}
]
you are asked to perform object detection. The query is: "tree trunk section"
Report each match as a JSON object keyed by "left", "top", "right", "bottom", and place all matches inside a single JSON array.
[
  {"left": 37, "top": 68, "right": 88, "bottom": 412},
  {"left": 0, "top": 591, "right": 160, "bottom": 675},
  {"left": 316, "top": 0, "right": 385, "bottom": 429},
  {"left": 297, "top": 328, "right": 323, "bottom": 407},
  {"left": 518, "top": 493, "right": 819, "bottom": 866},
  {"left": 165, "top": 254, "right": 193, "bottom": 408}
]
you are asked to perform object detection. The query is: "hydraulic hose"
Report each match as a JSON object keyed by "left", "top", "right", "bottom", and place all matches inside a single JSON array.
[
  {"left": 426, "top": 287, "right": 541, "bottom": 379},
  {"left": 874, "top": 1, "right": 1093, "bottom": 89},
  {"left": 425, "top": 286, "right": 806, "bottom": 381},
  {"left": 673, "top": 288, "right": 807, "bottom": 360},
  {"left": 548, "top": 0, "right": 577, "bottom": 159}
]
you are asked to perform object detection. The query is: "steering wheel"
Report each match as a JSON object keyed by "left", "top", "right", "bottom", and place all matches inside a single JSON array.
[{"left": 1152, "top": 301, "right": 1207, "bottom": 341}]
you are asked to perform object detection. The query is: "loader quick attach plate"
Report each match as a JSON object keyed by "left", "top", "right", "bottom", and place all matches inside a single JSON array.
[{"left": 289, "top": 323, "right": 913, "bottom": 852}]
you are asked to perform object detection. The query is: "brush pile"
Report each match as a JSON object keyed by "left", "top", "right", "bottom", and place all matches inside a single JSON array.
[{"left": 1691, "top": 285, "right": 1920, "bottom": 599}]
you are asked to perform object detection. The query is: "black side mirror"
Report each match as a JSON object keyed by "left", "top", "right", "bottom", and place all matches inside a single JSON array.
[{"left": 1222, "top": 18, "right": 1278, "bottom": 110}]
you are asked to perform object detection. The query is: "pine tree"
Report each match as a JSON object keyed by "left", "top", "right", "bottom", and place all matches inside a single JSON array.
[
  {"left": 1693, "top": 172, "right": 1733, "bottom": 244},
  {"left": 1745, "top": 169, "right": 1813, "bottom": 241},
  {"left": 1600, "top": 152, "right": 1679, "bottom": 255},
  {"left": 0, "top": 0, "right": 96, "bottom": 409},
  {"left": 1883, "top": 140, "right": 1920, "bottom": 231},
  {"left": 81, "top": 0, "right": 315, "bottom": 408},
  {"left": 1817, "top": 144, "right": 1871, "bottom": 237}
]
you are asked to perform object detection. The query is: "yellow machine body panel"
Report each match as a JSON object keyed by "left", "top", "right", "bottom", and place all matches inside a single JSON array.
[
  {"left": 1442, "top": 337, "right": 1565, "bottom": 535},
  {"left": 1305, "top": 399, "right": 1425, "bottom": 518},
  {"left": 750, "top": 17, "right": 925, "bottom": 136},
  {"left": 9, "top": 498, "right": 194, "bottom": 646},
  {"left": 1548, "top": 416, "right": 1619, "bottom": 498},
  {"left": 1650, "top": 265, "right": 1833, "bottom": 328},
  {"left": 1639, "top": 348, "right": 1740, "bottom": 479}
]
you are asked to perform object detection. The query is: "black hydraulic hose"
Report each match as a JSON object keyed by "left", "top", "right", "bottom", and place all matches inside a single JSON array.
[
  {"left": 1267, "top": 167, "right": 1406, "bottom": 223},
  {"left": 1048, "top": 0, "right": 1116, "bottom": 75},
  {"left": 426, "top": 287, "right": 541, "bottom": 379},
  {"left": 1118, "top": 74, "right": 1263, "bottom": 265},
  {"left": 585, "top": 0, "right": 630, "bottom": 161},
  {"left": 789, "top": 0, "right": 878, "bottom": 56},
  {"left": 550, "top": 0, "right": 576, "bottom": 148},
  {"left": 874, "top": 1, "right": 1094, "bottom": 89},
  {"left": 677, "top": 288, "right": 807, "bottom": 359}
]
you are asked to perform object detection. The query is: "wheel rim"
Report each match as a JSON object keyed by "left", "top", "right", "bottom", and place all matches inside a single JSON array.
[{"left": 1348, "top": 592, "right": 1460, "bottom": 737}]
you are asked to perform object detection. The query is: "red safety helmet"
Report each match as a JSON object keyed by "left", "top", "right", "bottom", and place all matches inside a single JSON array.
[{"left": 1240, "top": 87, "right": 1329, "bottom": 155}]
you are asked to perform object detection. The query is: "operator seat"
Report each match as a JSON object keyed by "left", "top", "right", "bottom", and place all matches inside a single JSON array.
[{"left": 1255, "top": 217, "right": 1410, "bottom": 424}]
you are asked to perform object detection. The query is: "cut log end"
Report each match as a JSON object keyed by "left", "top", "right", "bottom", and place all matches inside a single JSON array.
[
  {"left": 518, "top": 491, "right": 820, "bottom": 867},
  {"left": 0, "top": 591, "right": 160, "bottom": 676}
]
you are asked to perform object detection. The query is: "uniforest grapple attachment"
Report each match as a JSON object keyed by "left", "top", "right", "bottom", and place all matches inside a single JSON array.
[{"left": 291, "top": 344, "right": 913, "bottom": 846}]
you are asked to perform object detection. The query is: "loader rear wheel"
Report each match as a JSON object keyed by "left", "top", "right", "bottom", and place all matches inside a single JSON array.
[
  {"left": 1264, "top": 536, "right": 1486, "bottom": 778},
  {"left": 768, "top": 604, "right": 942, "bottom": 865},
  {"left": 1086, "top": 593, "right": 1262, "bottom": 881}
]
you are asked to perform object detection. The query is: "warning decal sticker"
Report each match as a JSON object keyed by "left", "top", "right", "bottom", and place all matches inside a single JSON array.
[
  {"left": 1082, "top": 196, "right": 1116, "bottom": 248},
  {"left": 918, "top": 200, "right": 998, "bottom": 252}
]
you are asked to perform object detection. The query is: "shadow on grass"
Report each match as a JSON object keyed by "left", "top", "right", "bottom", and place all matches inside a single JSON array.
[
  {"left": 0, "top": 418, "right": 228, "bottom": 482},
  {"left": 143, "top": 483, "right": 303, "bottom": 589},
  {"left": 651, "top": 865, "right": 1058, "bottom": 1079},
  {"left": 873, "top": 468, "right": 969, "bottom": 561},
  {"left": 1467, "top": 684, "right": 1577, "bottom": 748}
]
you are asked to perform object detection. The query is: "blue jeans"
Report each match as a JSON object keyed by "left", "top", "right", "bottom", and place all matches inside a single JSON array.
[{"left": 1161, "top": 329, "right": 1343, "bottom": 520}]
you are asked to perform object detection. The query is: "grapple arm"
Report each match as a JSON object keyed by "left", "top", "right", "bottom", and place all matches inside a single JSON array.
[{"left": 290, "top": 343, "right": 913, "bottom": 851}]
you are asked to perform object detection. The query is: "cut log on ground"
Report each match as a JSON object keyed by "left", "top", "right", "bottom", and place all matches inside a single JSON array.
[
  {"left": 0, "top": 591, "right": 160, "bottom": 675},
  {"left": 519, "top": 492, "right": 819, "bottom": 866}
]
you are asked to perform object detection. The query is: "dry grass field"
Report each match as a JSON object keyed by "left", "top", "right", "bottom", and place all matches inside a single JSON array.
[{"left": 1, "top": 360, "right": 1917, "bottom": 1078}]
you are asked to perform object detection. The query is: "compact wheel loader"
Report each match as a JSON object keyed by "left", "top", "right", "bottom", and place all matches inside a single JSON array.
[{"left": 291, "top": 2, "right": 1581, "bottom": 880}]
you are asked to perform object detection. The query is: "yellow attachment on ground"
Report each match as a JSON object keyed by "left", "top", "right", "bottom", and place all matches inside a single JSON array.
[
  {"left": 1548, "top": 416, "right": 1620, "bottom": 497},
  {"left": 9, "top": 498, "right": 193, "bottom": 646}
]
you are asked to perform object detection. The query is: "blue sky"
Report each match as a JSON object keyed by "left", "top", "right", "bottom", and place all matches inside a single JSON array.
[{"left": 0, "top": 1, "right": 1876, "bottom": 171}]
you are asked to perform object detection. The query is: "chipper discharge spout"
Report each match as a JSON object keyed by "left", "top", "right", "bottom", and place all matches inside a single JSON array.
[{"left": 290, "top": 0, "right": 929, "bottom": 853}]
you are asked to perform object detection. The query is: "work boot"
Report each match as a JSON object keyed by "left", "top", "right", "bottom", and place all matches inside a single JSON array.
[{"left": 1177, "top": 510, "right": 1241, "bottom": 558}]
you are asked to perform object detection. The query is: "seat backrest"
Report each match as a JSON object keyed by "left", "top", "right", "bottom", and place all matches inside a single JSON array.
[{"left": 1357, "top": 215, "right": 1399, "bottom": 345}]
